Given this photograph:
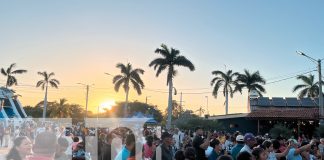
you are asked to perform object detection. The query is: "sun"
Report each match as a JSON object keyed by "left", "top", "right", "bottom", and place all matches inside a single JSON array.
[{"left": 99, "top": 100, "right": 116, "bottom": 112}]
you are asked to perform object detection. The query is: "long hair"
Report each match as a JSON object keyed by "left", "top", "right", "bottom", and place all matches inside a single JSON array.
[{"left": 6, "top": 136, "right": 28, "bottom": 160}]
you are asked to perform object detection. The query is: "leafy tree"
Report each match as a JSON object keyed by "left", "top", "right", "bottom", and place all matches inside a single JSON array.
[
  {"left": 36, "top": 71, "right": 60, "bottom": 119},
  {"left": 113, "top": 63, "right": 144, "bottom": 117},
  {"left": 49, "top": 98, "right": 71, "bottom": 118},
  {"left": 269, "top": 124, "right": 292, "bottom": 139},
  {"left": 292, "top": 74, "right": 322, "bottom": 98},
  {"left": 1, "top": 63, "right": 27, "bottom": 88},
  {"left": 211, "top": 70, "right": 240, "bottom": 115},
  {"left": 149, "top": 44, "right": 195, "bottom": 129}
]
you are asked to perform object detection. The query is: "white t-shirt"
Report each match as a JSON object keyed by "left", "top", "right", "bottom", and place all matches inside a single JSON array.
[{"left": 173, "top": 133, "right": 181, "bottom": 149}]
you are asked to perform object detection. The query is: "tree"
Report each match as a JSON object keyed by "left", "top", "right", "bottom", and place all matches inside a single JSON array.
[
  {"left": 236, "top": 69, "right": 266, "bottom": 112},
  {"left": 149, "top": 44, "right": 195, "bottom": 129},
  {"left": 113, "top": 63, "right": 145, "bottom": 117},
  {"left": 1, "top": 63, "right": 27, "bottom": 88},
  {"left": 292, "top": 74, "right": 321, "bottom": 98},
  {"left": 49, "top": 98, "right": 71, "bottom": 118},
  {"left": 211, "top": 70, "right": 240, "bottom": 115},
  {"left": 36, "top": 71, "right": 60, "bottom": 119}
]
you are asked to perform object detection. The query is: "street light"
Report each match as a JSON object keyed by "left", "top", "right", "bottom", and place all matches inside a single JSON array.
[{"left": 296, "top": 51, "right": 323, "bottom": 122}]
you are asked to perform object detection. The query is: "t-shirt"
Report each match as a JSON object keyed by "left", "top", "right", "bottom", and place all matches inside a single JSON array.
[
  {"left": 193, "top": 135, "right": 207, "bottom": 160},
  {"left": 208, "top": 150, "right": 220, "bottom": 160},
  {"left": 231, "top": 144, "right": 244, "bottom": 160},
  {"left": 267, "top": 152, "right": 277, "bottom": 160},
  {"left": 318, "top": 144, "right": 324, "bottom": 155},
  {"left": 286, "top": 148, "right": 302, "bottom": 160},
  {"left": 115, "top": 146, "right": 131, "bottom": 160},
  {"left": 240, "top": 145, "right": 252, "bottom": 154}
]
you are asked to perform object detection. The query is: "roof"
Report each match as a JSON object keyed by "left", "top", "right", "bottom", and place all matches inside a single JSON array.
[
  {"left": 250, "top": 97, "right": 320, "bottom": 108},
  {"left": 247, "top": 107, "right": 319, "bottom": 120},
  {"left": 209, "top": 113, "right": 248, "bottom": 120}
]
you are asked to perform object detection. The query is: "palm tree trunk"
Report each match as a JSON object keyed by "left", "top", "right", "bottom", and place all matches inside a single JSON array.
[
  {"left": 225, "top": 89, "right": 229, "bottom": 115},
  {"left": 167, "top": 80, "right": 173, "bottom": 129},
  {"left": 42, "top": 85, "right": 48, "bottom": 119},
  {"left": 124, "top": 88, "right": 129, "bottom": 117},
  {"left": 247, "top": 95, "right": 251, "bottom": 113}
]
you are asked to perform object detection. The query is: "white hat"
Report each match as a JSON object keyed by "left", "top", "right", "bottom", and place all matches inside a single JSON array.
[{"left": 236, "top": 135, "right": 244, "bottom": 142}]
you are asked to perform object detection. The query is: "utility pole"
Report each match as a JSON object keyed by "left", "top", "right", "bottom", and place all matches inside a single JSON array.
[
  {"left": 205, "top": 96, "right": 209, "bottom": 115},
  {"left": 146, "top": 96, "right": 151, "bottom": 104},
  {"left": 297, "top": 51, "right": 323, "bottom": 124},
  {"left": 77, "top": 83, "right": 93, "bottom": 122}
]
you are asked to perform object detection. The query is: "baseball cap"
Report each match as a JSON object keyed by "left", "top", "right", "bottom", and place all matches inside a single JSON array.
[
  {"left": 244, "top": 133, "right": 256, "bottom": 142},
  {"left": 161, "top": 132, "right": 172, "bottom": 139},
  {"left": 236, "top": 135, "right": 244, "bottom": 142}
]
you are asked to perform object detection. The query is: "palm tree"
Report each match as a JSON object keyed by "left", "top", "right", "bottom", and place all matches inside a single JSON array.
[
  {"left": 113, "top": 63, "right": 145, "bottom": 117},
  {"left": 292, "top": 74, "right": 321, "bottom": 98},
  {"left": 149, "top": 44, "right": 195, "bottom": 129},
  {"left": 1, "top": 63, "right": 27, "bottom": 88},
  {"left": 49, "top": 98, "right": 71, "bottom": 118},
  {"left": 236, "top": 69, "right": 266, "bottom": 112},
  {"left": 211, "top": 70, "right": 240, "bottom": 115},
  {"left": 36, "top": 71, "right": 60, "bottom": 119}
]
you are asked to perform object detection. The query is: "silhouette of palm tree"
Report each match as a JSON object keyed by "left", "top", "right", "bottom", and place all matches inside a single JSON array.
[
  {"left": 113, "top": 63, "right": 144, "bottom": 117},
  {"left": 293, "top": 74, "right": 321, "bottom": 98},
  {"left": 211, "top": 70, "right": 240, "bottom": 115},
  {"left": 149, "top": 44, "right": 195, "bottom": 129},
  {"left": 1, "top": 63, "right": 27, "bottom": 88},
  {"left": 36, "top": 71, "right": 60, "bottom": 119}
]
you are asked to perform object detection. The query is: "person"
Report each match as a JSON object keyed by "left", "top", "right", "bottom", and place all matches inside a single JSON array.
[
  {"left": 272, "top": 139, "right": 286, "bottom": 160},
  {"left": 217, "top": 155, "right": 233, "bottom": 160},
  {"left": 55, "top": 137, "right": 70, "bottom": 160},
  {"left": 72, "top": 137, "right": 80, "bottom": 151},
  {"left": 208, "top": 139, "right": 223, "bottom": 160},
  {"left": 224, "top": 135, "right": 234, "bottom": 153},
  {"left": 193, "top": 127, "right": 211, "bottom": 160},
  {"left": 251, "top": 147, "right": 267, "bottom": 160},
  {"left": 262, "top": 140, "right": 290, "bottom": 160},
  {"left": 27, "top": 131, "right": 58, "bottom": 160},
  {"left": 0, "top": 122, "right": 4, "bottom": 147},
  {"left": 101, "top": 132, "right": 116, "bottom": 160},
  {"left": 173, "top": 128, "right": 181, "bottom": 151},
  {"left": 286, "top": 139, "right": 316, "bottom": 160},
  {"left": 4, "top": 126, "right": 11, "bottom": 147},
  {"left": 231, "top": 135, "right": 244, "bottom": 160},
  {"left": 318, "top": 138, "right": 324, "bottom": 159},
  {"left": 127, "top": 142, "right": 143, "bottom": 160},
  {"left": 239, "top": 133, "right": 256, "bottom": 154},
  {"left": 115, "top": 133, "right": 135, "bottom": 160},
  {"left": 184, "top": 147, "right": 196, "bottom": 160},
  {"left": 6, "top": 136, "right": 32, "bottom": 160},
  {"left": 152, "top": 132, "right": 174, "bottom": 160},
  {"left": 143, "top": 135, "right": 156, "bottom": 159},
  {"left": 236, "top": 151, "right": 252, "bottom": 160},
  {"left": 174, "top": 150, "right": 185, "bottom": 160}
]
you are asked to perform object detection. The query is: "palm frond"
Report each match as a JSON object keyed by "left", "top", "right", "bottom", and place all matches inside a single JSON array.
[
  {"left": 114, "top": 78, "right": 125, "bottom": 92},
  {"left": 11, "top": 69, "right": 27, "bottom": 74},
  {"left": 174, "top": 56, "right": 195, "bottom": 71},
  {"left": 212, "top": 80, "right": 223, "bottom": 98},
  {"left": 116, "top": 63, "right": 127, "bottom": 74},
  {"left": 49, "top": 81, "right": 59, "bottom": 88},
  {"left": 1, "top": 68, "right": 7, "bottom": 76},
  {"left": 113, "top": 75, "right": 124, "bottom": 83},
  {"left": 130, "top": 79, "right": 143, "bottom": 95},
  {"left": 50, "top": 79, "right": 60, "bottom": 85},
  {"left": 36, "top": 80, "right": 45, "bottom": 88}
]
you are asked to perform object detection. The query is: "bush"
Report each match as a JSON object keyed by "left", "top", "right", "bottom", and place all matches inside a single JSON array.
[
  {"left": 269, "top": 124, "right": 292, "bottom": 139},
  {"left": 174, "top": 117, "right": 223, "bottom": 131}
]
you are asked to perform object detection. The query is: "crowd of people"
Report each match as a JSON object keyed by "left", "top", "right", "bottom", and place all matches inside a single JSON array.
[{"left": 2, "top": 120, "right": 324, "bottom": 160}]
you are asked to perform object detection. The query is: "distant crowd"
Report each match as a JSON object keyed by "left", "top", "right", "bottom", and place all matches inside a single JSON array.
[{"left": 1, "top": 120, "right": 324, "bottom": 160}]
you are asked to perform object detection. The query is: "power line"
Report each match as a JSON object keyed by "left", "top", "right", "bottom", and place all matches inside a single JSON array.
[{"left": 265, "top": 70, "right": 316, "bottom": 85}]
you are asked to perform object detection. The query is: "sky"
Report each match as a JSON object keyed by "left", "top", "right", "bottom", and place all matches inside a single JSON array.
[{"left": 0, "top": 0, "right": 323, "bottom": 116}]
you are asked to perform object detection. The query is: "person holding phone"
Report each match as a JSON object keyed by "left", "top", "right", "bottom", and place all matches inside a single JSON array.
[
  {"left": 286, "top": 139, "right": 316, "bottom": 160},
  {"left": 192, "top": 127, "right": 211, "bottom": 160}
]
